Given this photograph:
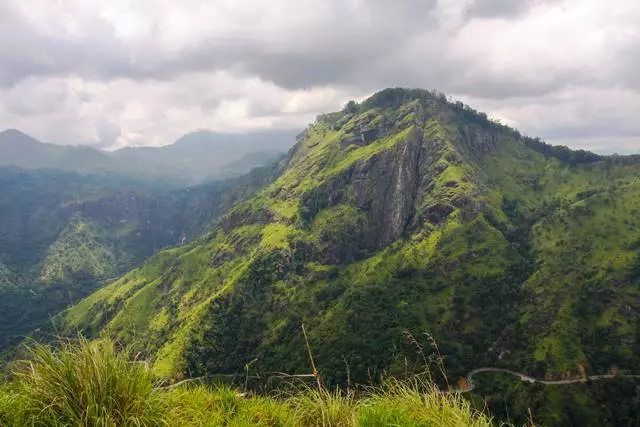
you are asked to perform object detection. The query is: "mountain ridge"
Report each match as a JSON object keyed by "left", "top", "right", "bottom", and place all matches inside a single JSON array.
[
  {"left": 0, "top": 128, "right": 294, "bottom": 184},
  {"left": 54, "top": 89, "right": 638, "bottom": 389}
]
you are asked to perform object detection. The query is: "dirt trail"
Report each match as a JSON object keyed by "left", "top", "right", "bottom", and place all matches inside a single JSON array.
[{"left": 459, "top": 367, "right": 640, "bottom": 392}]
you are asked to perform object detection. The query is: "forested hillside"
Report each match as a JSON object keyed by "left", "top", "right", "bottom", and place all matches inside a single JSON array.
[
  {"left": 52, "top": 89, "right": 640, "bottom": 426},
  {"left": 0, "top": 164, "right": 280, "bottom": 352}
]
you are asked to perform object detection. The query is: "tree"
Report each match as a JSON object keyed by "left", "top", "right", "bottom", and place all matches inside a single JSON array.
[{"left": 344, "top": 100, "right": 358, "bottom": 114}]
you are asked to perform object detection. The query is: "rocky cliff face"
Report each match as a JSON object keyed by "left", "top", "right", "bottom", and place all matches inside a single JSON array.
[
  {"left": 299, "top": 96, "right": 496, "bottom": 254},
  {"left": 300, "top": 125, "right": 425, "bottom": 252}
]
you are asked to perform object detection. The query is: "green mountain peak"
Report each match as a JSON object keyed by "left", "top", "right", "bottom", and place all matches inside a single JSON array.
[{"left": 55, "top": 89, "right": 638, "bottom": 392}]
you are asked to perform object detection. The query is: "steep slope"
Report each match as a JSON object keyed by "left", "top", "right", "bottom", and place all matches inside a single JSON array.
[
  {"left": 58, "top": 89, "right": 639, "bottom": 392},
  {"left": 0, "top": 164, "right": 279, "bottom": 352}
]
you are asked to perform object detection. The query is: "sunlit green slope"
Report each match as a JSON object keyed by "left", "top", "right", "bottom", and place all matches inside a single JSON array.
[{"left": 0, "top": 165, "right": 277, "bottom": 352}]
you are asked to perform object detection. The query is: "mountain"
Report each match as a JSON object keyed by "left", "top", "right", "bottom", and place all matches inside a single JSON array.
[
  {"left": 0, "top": 167, "right": 180, "bottom": 351},
  {"left": 212, "top": 150, "right": 285, "bottom": 179},
  {"left": 0, "top": 129, "right": 293, "bottom": 184},
  {"left": 0, "top": 164, "right": 279, "bottom": 352},
  {"left": 0, "top": 129, "right": 113, "bottom": 173},
  {"left": 52, "top": 89, "right": 640, "bottom": 422},
  {"left": 110, "top": 130, "right": 294, "bottom": 183},
  {"left": 39, "top": 88, "right": 640, "bottom": 424}
]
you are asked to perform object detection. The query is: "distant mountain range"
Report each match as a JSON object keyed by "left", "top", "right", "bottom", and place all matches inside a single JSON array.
[{"left": 0, "top": 129, "right": 295, "bottom": 184}]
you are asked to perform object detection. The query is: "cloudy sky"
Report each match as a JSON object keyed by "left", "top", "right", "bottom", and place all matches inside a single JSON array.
[{"left": 1, "top": 0, "right": 639, "bottom": 153}]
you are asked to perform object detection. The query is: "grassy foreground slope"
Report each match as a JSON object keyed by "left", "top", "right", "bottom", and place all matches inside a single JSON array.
[
  {"left": 57, "top": 89, "right": 639, "bottom": 421},
  {"left": 0, "top": 339, "right": 493, "bottom": 426}
]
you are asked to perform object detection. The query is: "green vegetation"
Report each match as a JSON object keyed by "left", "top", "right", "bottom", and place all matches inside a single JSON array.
[
  {"left": 1, "top": 339, "right": 165, "bottom": 426},
  {"left": 47, "top": 89, "right": 640, "bottom": 425},
  {"left": 471, "top": 372, "right": 640, "bottom": 426},
  {"left": 38, "top": 217, "right": 118, "bottom": 284},
  {"left": 0, "top": 339, "right": 494, "bottom": 426},
  {"left": 0, "top": 163, "right": 277, "bottom": 353},
  {"left": 6, "top": 88, "right": 640, "bottom": 425},
  {"left": 0, "top": 168, "right": 181, "bottom": 353}
]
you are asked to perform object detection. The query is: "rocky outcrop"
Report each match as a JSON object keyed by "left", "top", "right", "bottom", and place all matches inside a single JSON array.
[
  {"left": 301, "top": 122, "right": 463, "bottom": 252},
  {"left": 350, "top": 126, "right": 423, "bottom": 247}
]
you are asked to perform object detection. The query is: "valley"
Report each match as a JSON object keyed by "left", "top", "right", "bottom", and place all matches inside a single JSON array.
[{"left": 0, "top": 162, "right": 280, "bottom": 353}]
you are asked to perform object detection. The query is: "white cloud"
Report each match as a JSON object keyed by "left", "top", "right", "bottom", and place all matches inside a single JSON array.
[
  {"left": 0, "top": 71, "right": 355, "bottom": 148},
  {"left": 0, "top": 0, "right": 639, "bottom": 153}
]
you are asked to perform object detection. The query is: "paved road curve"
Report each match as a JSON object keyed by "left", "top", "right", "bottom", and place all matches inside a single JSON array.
[{"left": 459, "top": 367, "right": 640, "bottom": 392}]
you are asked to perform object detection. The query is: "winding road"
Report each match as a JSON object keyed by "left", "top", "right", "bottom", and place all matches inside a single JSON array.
[{"left": 459, "top": 367, "right": 640, "bottom": 393}]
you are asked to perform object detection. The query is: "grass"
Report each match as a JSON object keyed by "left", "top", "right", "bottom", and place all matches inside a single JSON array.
[
  {"left": 286, "top": 380, "right": 494, "bottom": 427},
  {"left": 3, "top": 338, "right": 166, "bottom": 426},
  {"left": 0, "top": 339, "right": 496, "bottom": 426},
  {"left": 358, "top": 379, "right": 493, "bottom": 427}
]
